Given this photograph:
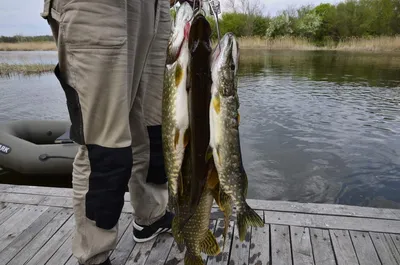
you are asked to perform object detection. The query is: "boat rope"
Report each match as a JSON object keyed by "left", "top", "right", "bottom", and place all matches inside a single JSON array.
[{"left": 38, "top": 154, "right": 75, "bottom": 161}]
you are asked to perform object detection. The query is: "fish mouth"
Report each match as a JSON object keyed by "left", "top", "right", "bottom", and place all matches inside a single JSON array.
[{"left": 175, "top": 21, "right": 191, "bottom": 58}]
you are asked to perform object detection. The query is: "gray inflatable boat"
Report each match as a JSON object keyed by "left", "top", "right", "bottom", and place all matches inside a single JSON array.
[{"left": 0, "top": 120, "right": 78, "bottom": 175}]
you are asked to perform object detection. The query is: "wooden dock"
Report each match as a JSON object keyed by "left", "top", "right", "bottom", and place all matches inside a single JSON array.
[{"left": 0, "top": 183, "right": 399, "bottom": 265}]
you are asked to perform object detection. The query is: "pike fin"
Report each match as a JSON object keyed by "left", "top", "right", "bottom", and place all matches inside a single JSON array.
[
  {"left": 206, "top": 162, "right": 219, "bottom": 190},
  {"left": 237, "top": 203, "right": 264, "bottom": 241},
  {"left": 184, "top": 128, "right": 190, "bottom": 147},
  {"left": 213, "top": 93, "right": 221, "bottom": 114},
  {"left": 174, "top": 129, "right": 180, "bottom": 148},
  {"left": 237, "top": 112, "right": 240, "bottom": 124},
  {"left": 205, "top": 145, "right": 213, "bottom": 162},
  {"left": 200, "top": 230, "right": 221, "bottom": 256},
  {"left": 184, "top": 252, "right": 204, "bottom": 265},
  {"left": 172, "top": 216, "right": 185, "bottom": 251},
  {"left": 179, "top": 171, "right": 184, "bottom": 196},
  {"left": 220, "top": 192, "right": 232, "bottom": 249}
]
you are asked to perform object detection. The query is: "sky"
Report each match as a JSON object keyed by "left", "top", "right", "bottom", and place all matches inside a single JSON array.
[{"left": 0, "top": 0, "right": 341, "bottom": 36}]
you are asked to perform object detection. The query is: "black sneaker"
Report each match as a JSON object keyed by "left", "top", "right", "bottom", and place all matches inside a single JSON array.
[
  {"left": 132, "top": 211, "right": 174, "bottom": 243},
  {"left": 79, "top": 257, "right": 111, "bottom": 265}
]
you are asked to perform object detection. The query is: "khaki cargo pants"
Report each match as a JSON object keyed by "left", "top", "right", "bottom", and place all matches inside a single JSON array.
[{"left": 41, "top": 0, "right": 171, "bottom": 264}]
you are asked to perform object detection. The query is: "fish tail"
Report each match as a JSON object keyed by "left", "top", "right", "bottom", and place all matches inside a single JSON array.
[
  {"left": 184, "top": 252, "right": 204, "bottom": 265},
  {"left": 237, "top": 203, "right": 264, "bottom": 241},
  {"left": 200, "top": 229, "right": 221, "bottom": 256}
]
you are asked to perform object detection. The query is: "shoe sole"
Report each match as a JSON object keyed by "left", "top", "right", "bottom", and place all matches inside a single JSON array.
[{"left": 133, "top": 227, "right": 172, "bottom": 243}]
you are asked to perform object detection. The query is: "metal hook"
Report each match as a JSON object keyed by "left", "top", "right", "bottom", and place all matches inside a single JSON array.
[{"left": 207, "top": 0, "right": 222, "bottom": 51}]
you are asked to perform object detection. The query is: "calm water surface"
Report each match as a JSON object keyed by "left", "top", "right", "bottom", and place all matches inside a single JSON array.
[{"left": 1, "top": 50, "right": 400, "bottom": 208}]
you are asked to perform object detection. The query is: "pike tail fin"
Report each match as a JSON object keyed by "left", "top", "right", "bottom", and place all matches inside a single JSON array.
[
  {"left": 200, "top": 229, "right": 221, "bottom": 256},
  {"left": 184, "top": 252, "right": 204, "bottom": 265},
  {"left": 237, "top": 203, "right": 264, "bottom": 241}
]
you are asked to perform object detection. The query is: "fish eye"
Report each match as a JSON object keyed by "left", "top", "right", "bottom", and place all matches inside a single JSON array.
[{"left": 230, "top": 64, "right": 235, "bottom": 71}]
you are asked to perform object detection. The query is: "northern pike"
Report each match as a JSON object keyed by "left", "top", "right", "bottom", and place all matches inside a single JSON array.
[
  {"left": 162, "top": 2, "right": 193, "bottom": 212},
  {"left": 167, "top": 2, "right": 193, "bottom": 65},
  {"left": 187, "top": 12, "right": 213, "bottom": 210},
  {"left": 207, "top": 32, "right": 264, "bottom": 241},
  {"left": 172, "top": 146, "right": 220, "bottom": 265}
]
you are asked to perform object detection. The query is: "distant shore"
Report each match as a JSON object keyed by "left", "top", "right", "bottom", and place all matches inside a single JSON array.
[
  {"left": 1, "top": 36, "right": 400, "bottom": 53},
  {"left": 237, "top": 36, "right": 400, "bottom": 53}
]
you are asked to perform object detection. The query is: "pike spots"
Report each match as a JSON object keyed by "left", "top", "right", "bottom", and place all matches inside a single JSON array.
[{"left": 175, "top": 63, "right": 183, "bottom": 86}]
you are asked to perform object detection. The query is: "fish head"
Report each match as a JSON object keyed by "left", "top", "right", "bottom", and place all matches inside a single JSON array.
[
  {"left": 188, "top": 13, "right": 212, "bottom": 53},
  {"left": 211, "top": 32, "right": 239, "bottom": 97},
  {"left": 167, "top": 2, "right": 193, "bottom": 63}
]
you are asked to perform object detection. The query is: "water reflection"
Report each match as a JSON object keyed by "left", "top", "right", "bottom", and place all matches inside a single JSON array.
[
  {"left": 237, "top": 50, "right": 400, "bottom": 208},
  {"left": 1, "top": 50, "right": 400, "bottom": 209}
]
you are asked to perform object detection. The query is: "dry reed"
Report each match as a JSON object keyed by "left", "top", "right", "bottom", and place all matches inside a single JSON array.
[
  {"left": 0, "top": 36, "right": 399, "bottom": 52},
  {"left": 237, "top": 36, "right": 400, "bottom": 52},
  {"left": 0, "top": 63, "right": 54, "bottom": 76},
  {"left": 0, "top": 41, "right": 56, "bottom": 51},
  {"left": 336, "top": 36, "right": 400, "bottom": 52}
]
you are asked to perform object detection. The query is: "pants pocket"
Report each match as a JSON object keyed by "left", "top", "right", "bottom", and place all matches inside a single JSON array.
[
  {"left": 146, "top": 125, "right": 168, "bottom": 185},
  {"left": 54, "top": 63, "right": 85, "bottom": 145}
]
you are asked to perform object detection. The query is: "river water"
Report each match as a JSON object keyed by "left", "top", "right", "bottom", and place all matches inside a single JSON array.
[{"left": 1, "top": 50, "right": 400, "bottom": 209}]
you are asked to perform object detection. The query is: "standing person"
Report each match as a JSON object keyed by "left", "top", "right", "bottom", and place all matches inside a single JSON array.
[{"left": 40, "top": 0, "right": 189, "bottom": 264}]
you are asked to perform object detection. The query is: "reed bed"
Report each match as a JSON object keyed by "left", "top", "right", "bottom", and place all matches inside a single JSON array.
[
  {"left": 0, "top": 41, "right": 56, "bottom": 51},
  {"left": 0, "top": 63, "right": 54, "bottom": 77},
  {"left": 238, "top": 36, "right": 318, "bottom": 50},
  {"left": 236, "top": 36, "right": 400, "bottom": 52},
  {"left": 335, "top": 36, "right": 400, "bottom": 52},
  {"left": 0, "top": 36, "right": 399, "bottom": 53}
]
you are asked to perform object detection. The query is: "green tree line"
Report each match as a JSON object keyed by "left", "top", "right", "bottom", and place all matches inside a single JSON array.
[{"left": 206, "top": 0, "right": 400, "bottom": 45}]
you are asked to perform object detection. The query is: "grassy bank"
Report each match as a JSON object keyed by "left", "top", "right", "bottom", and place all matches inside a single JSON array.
[
  {"left": 237, "top": 36, "right": 400, "bottom": 52},
  {"left": 2, "top": 36, "right": 399, "bottom": 52},
  {"left": 0, "top": 63, "right": 54, "bottom": 76},
  {"left": 0, "top": 41, "right": 56, "bottom": 51}
]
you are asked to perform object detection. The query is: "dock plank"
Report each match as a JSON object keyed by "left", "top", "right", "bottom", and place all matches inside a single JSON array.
[
  {"left": 271, "top": 224, "right": 292, "bottom": 265},
  {"left": 46, "top": 234, "right": 73, "bottom": 265},
  {"left": 109, "top": 216, "right": 136, "bottom": 265},
  {"left": 370, "top": 233, "right": 400, "bottom": 265},
  {"left": 247, "top": 199, "right": 400, "bottom": 220},
  {"left": 264, "top": 210, "right": 400, "bottom": 234},
  {"left": 390, "top": 234, "right": 400, "bottom": 256},
  {"left": 0, "top": 207, "right": 60, "bottom": 264},
  {"left": 0, "top": 204, "right": 48, "bottom": 253},
  {"left": 229, "top": 225, "right": 251, "bottom": 265},
  {"left": 329, "top": 230, "right": 359, "bottom": 265},
  {"left": 25, "top": 212, "right": 75, "bottom": 265},
  {"left": 60, "top": 213, "right": 133, "bottom": 265},
  {"left": 7, "top": 208, "right": 73, "bottom": 265},
  {"left": 124, "top": 236, "right": 157, "bottom": 265},
  {"left": 0, "top": 203, "right": 21, "bottom": 226},
  {"left": 291, "top": 226, "right": 315, "bottom": 265},
  {"left": 249, "top": 224, "right": 270, "bottom": 265},
  {"left": 145, "top": 233, "right": 175, "bottom": 265},
  {"left": 3, "top": 183, "right": 400, "bottom": 221},
  {"left": 2, "top": 184, "right": 400, "bottom": 265},
  {"left": 350, "top": 231, "right": 381, "bottom": 265},
  {"left": 309, "top": 228, "right": 336, "bottom": 265},
  {"left": 208, "top": 220, "right": 235, "bottom": 265}
]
